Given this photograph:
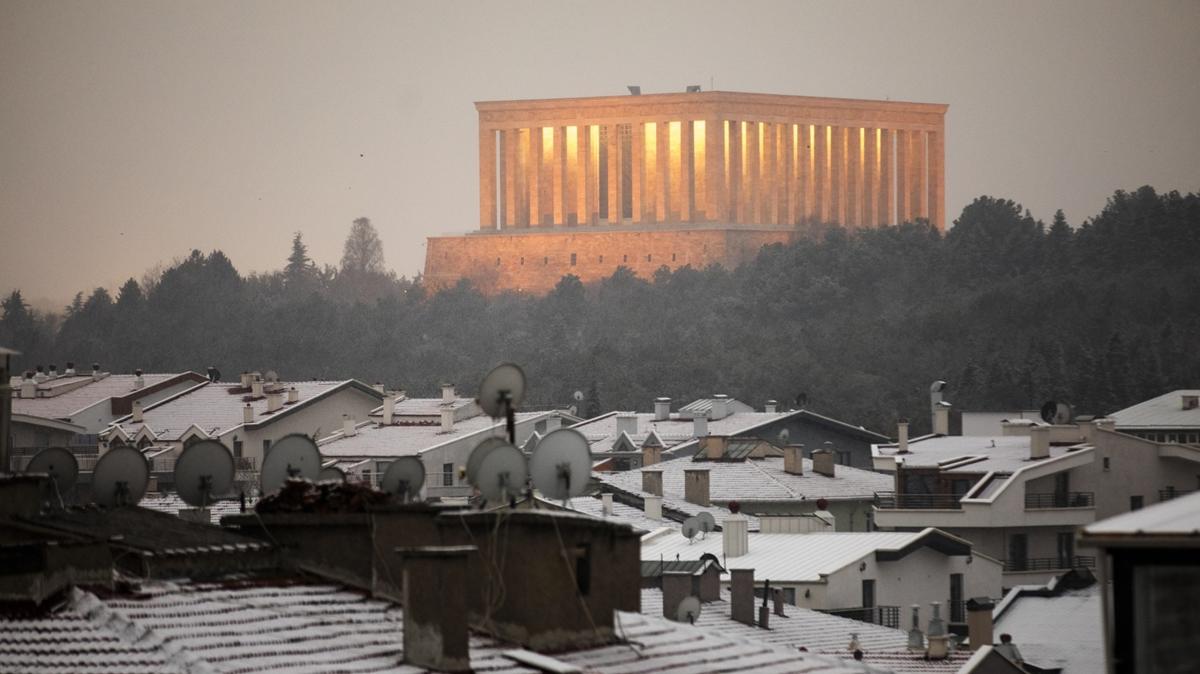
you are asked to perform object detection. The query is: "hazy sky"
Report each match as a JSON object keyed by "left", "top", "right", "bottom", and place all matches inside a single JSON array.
[{"left": 3, "top": 0, "right": 1198, "bottom": 307}]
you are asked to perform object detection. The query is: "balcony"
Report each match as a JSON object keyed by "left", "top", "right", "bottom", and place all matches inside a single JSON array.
[
  {"left": 1002, "top": 555, "right": 1096, "bottom": 573},
  {"left": 815, "top": 605, "right": 900, "bottom": 630},
  {"left": 234, "top": 456, "right": 257, "bottom": 472},
  {"left": 1024, "top": 491, "right": 1094, "bottom": 509},
  {"left": 1159, "top": 488, "right": 1195, "bottom": 502},
  {"left": 875, "top": 492, "right": 963, "bottom": 510}
]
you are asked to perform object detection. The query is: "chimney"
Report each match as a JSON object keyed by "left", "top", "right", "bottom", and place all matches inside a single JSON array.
[
  {"left": 907, "top": 604, "right": 925, "bottom": 652},
  {"left": 287, "top": 386, "right": 299, "bottom": 404},
  {"left": 65, "top": 361, "right": 76, "bottom": 376},
  {"left": 441, "top": 383, "right": 456, "bottom": 404},
  {"left": 812, "top": 448, "right": 836, "bottom": 477},
  {"left": 33, "top": 365, "right": 45, "bottom": 383},
  {"left": 440, "top": 406, "right": 455, "bottom": 433},
  {"left": 684, "top": 469, "right": 710, "bottom": 507},
  {"left": 92, "top": 363, "right": 101, "bottom": 381},
  {"left": 47, "top": 364, "right": 58, "bottom": 379},
  {"left": 897, "top": 419, "right": 910, "bottom": 454},
  {"left": 654, "top": 397, "right": 671, "bottom": 421},
  {"left": 765, "top": 399, "right": 778, "bottom": 414},
  {"left": 20, "top": 373, "right": 35, "bottom": 399},
  {"left": 251, "top": 377, "right": 263, "bottom": 398},
  {"left": 267, "top": 391, "right": 283, "bottom": 413},
  {"left": 616, "top": 412, "right": 638, "bottom": 436},
  {"left": 711, "top": 394, "right": 729, "bottom": 421},
  {"left": 693, "top": 413, "right": 708, "bottom": 438},
  {"left": 1030, "top": 425, "right": 1050, "bottom": 460},
  {"left": 783, "top": 445, "right": 804, "bottom": 475},
  {"left": 926, "top": 601, "right": 949, "bottom": 660},
  {"left": 1096, "top": 417, "right": 1116, "bottom": 433},
  {"left": 1183, "top": 394, "right": 1200, "bottom": 411},
  {"left": 239, "top": 371, "right": 251, "bottom": 387},
  {"left": 759, "top": 581, "right": 771, "bottom": 629},
  {"left": 661, "top": 572, "right": 693, "bottom": 621},
  {"left": 723, "top": 511, "right": 749, "bottom": 558},
  {"left": 642, "top": 468, "right": 663, "bottom": 496},
  {"left": 966, "top": 597, "right": 995, "bottom": 651},
  {"left": 382, "top": 396, "right": 395, "bottom": 425},
  {"left": 242, "top": 403, "right": 253, "bottom": 424},
  {"left": 933, "top": 402, "right": 951, "bottom": 436},
  {"left": 131, "top": 400, "right": 144, "bottom": 423},
  {"left": 698, "top": 564, "right": 721, "bottom": 602},
  {"left": 396, "top": 545, "right": 474, "bottom": 672},
  {"left": 644, "top": 495, "right": 663, "bottom": 520},
  {"left": 642, "top": 443, "right": 662, "bottom": 466},
  {"left": 703, "top": 435, "right": 726, "bottom": 460},
  {"left": 730, "top": 568, "right": 755, "bottom": 625},
  {"left": 772, "top": 587, "right": 786, "bottom": 617},
  {"left": 133, "top": 368, "right": 144, "bottom": 389},
  {"left": 601, "top": 492, "right": 613, "bottom": 516},
  {"left": 343, "top": 415, "right": 357, "bottom": 437}
]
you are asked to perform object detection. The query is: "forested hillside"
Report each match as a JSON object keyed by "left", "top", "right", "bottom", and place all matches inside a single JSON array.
[{"left": 4, "top": 187, "right": 1198, "bottom": 435}]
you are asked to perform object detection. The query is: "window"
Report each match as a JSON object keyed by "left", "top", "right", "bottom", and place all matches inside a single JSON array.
[
  {"left": 837, "top": 451, "right": 852, "bottom": 466},
  {"left": 520, "top": 256, "right": 525, "bottom": 265},
  {"left": 570, "top": 253, "right": 577, "bottom": 266},
  {"left": 1131, "top": 495, "right": 1144, "bottom": 510},
  {"left": 262, "top": 438, "right": 272, "bottom": 454},
  {"left": 783, "top": 587, "right": 796, "bottom": 605},
  {"left": 672, "top": 253, "right": 677, "bottom": 261},
  {"left": 949, "top": 574, "right": 964, "bottom": 622},
  {"left": 443, "top": 462, "right": 453, "bottom": 487},
  {"left": 623, "top": 254, "right": 628, "bottom": 263},
  {"left": 543, "top": 256, "right": 548, "bottom": 265},
  {"left": 1057, "top": 532, "right": 1075, "bottom": 568},
  {"left": 1008, "top": 534, "right": 1028, "bottom": 571},
  {"left": 495, "top": 257, "right": 500, "bottom": 266},
  {"left": 861, "top": 579, "right": 876, "bottom": 608},
  {"left": 599, "top": 255, "right": 604, "bottom": 263},
  {"left": 233, "top": 438, "right": 243, "bottom": 458},
  {"left": 574, "top": 543, "right": 591, "bottom": 595},
  {"left": 1103, "top": 456, "right": 1110, "bottom": 471},
  {"left": 646, "top": 254, "right": 652, "bottom": 262}
]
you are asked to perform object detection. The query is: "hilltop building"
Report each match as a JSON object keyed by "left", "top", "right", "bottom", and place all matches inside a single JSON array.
[{"left": 425, "top": 90, "right": 948, "bottom": 293}]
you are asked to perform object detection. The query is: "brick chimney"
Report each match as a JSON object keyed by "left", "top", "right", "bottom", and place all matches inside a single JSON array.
[
  {"left": 711, "top": 394, "right": 729, "bottom": 421},
  {"left": 693, "top": 413, "right": 708, "bottom": 438},
  {"left": 131, "top": 400, "right": 144, "bottom": 423},
  {"left": 698, "top": 564, "right": 721, "bottom": 602},
  {"left": 642, "top": 468, "right": 663, "bottom": 496},
  {"left": 441, "top": 383, "right": 456, "bottom": 404},
  {"left": 702, "top": 435, "right": 726, "bottom": 460},
  {"left": 933, "top": 402, "right": 951, "bottom": 436},
  {"left": 765, "top": 399, "right": 777, "bottom": 414},
  {"left": 396, "top": 545, "right": 474, "bottom": 672},
  {"left": 723, "top": 511, "right": 749, "bottom": 558},
  {"left": 966, "top": 597, "right": 994, "bottom": 651},
  {"left": 382, "top": 395, "right": 395, "bottom": 425},
  {"left": 642, "top": 443, "right": 661, "bottom": 466},
  {"left": 662, "top": 571, "right": 693, "bottom": 621},
  {"left": 1030, "top": 425, "right": 1050, "bottom": 460},
  {"left": 654, "top": 397, "right": 671, "bottom": 421},
  {"left": 897, "top": 419, "right": 910, "bottom": 454},
  {"left": 616, "top": 413, "right": 638, "bottom": 436},
  {"left": 783, "top": 445, "right": 804, "bottom": 475},
  {"left": 812, "top": 448, "right": 836, "bottom": 477},
  {"left": 730, "top": 568, "right": 755, "bottom": 625},
  {"left": 684, "top": 469, "right": 710, "bottom": 507},
  {"left": 644, "top": 494, "right": 663, "bottom": 520},
  {"left": 242, "top": 403, "right": 253, "bottom": 424}
]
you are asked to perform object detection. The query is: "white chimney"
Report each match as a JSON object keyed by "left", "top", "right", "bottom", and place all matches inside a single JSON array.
[
  {"left": 711, "top": 394, "right": 729, "bottom": 421},
  {"left": 251, "top": 377, "right": 264, "bottom": 398},
  {"left": 20, "top": 374, "right": 35, "bottom": 399},
  {"left": 91, "top": 363, "right": 101, "bottom": 381},
  {"left": 616, "top": 413, "right": 638, "bottom": 436},
  {"left": 383, "top": 396, "right": 395, "bottom": 425},
  {"left": 907, "top": 605, "right": 925, "bottom": 652},
  {"left": 240, "top": 371, "right": 252, "bottom": 387},
  {"left": 267, "top": 391, "right": 283, "bottom": 413},
  {"left": 343, "top": 415, "right": 357, "bottom": 437},
  {"left": 133, "top": 369, "right": 144, "bottom": 389},
  {"left": 765, "top": 399, "right": 777, "bottom": 414},
  {"left": 693, "top": 413, "right": 708, "bottom": 438},
  {"left": 131, "top": 400, "right": 144, "bottom": 423},
  {"left": 1030, "top": 425, "right": 1050, "bottom": 460},
  {"left": 601, "top": 493, "right": 613, "bottom": 516},
  {"left": 897, "top": 419, "right": 910, "bottom": 454},
  {"left": 926, "top": 602, "right": 949, "bottom": 660},
  {"left": 372, "top": 382, "right": 385, "bottom": 393},
  {"left": 33, "top": 366, "right": 46, "bottom": 383},
  {"left": 441, "top": 383, "right": 456, "bottom": 404},
  {"left": 440, "top": 406, "right": 454, "bottom": 433},
  {"left": 933, "top": 402, "right": 951, "bottom": 436},
  {"left": 287, "top": 386, "right": 299, "bottom": 404},
  {"left": 723, "top": 513, "right": 749, "bottom": 557},
  {"left": 47, "top": 364, "right": 58, "bottom": 379},
  {"left": 243, "top": 403, "right": 254, "bottom": 424},
  {"left": 644, "top": 495, "right": 663, "bottom": 520},
  {"left": 64, "top": 362, "right": 76, "bottom": 376},
  {"left": 654, "top": 397, "right": 671, "bottom": 421}
]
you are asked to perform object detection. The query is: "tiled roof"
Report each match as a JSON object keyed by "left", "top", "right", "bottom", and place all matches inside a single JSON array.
[
  {"left": 319, "top": 411, "right": 551, "bottom": 458},
  {"left": 874, "top": 435, "right": 1080, "bottom": 473},
  {"left": 1109, "top": 389, "right": 1200, "bottom": 429},
  {"left": 11, "top": 373, "right": 184, "bottom": 420},
  {"left": 993, "top": 584, "right": 1103, "bottom": 672},
  {"left": 603, "top": 456, "right": 891, "bottom": 503}
]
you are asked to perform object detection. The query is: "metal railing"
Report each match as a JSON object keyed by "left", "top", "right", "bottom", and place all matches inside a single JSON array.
[
  {"left": 875, "top": 492, "right": 963, "bottom": 510},
  {"left": 1002, "top": 555, "right": 1096, "bottom": 573},
  {"left": 1024, "top": 491, "right": 1094, "bottom": 509},
  {"left": 816, "top": 605, "right": 901, "bottom": 629},
  {"left": 234, "top": 456, "right": 257, "bottom": 471},
  {"left": 1159, "top": 489, "right": 1195, "bottom": 502}
]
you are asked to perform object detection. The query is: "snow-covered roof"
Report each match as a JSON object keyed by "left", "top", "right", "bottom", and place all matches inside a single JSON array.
[
  {"left": 874, "top": 435, "right": 1081, "bottom": 473},
  {"left": 1082, "top": 489, "right": 1200, "bottom": 540},
  {"left": 1109, "top": 389, "right": 1200, "bottom": 429},
  {"left": 572, "top": 409, "right": 795, "bottom": 454},
  {"left": 318, "top": 410, "right": 555, "bottom": 458},
  {"left": 11, "top": 373, "right": 195, "bottom": 420},
  {"left": 593, "top": 474, "right": 762, "bottom": 531},
  {"left": 993, "top": 584, "right": 1103, "bottom": 673},
  {"left": 558, "top": 495, "right": 682, "bottom": 534},
  {"left": 139, "top": 493, "right": 257, "bottom": 525}
]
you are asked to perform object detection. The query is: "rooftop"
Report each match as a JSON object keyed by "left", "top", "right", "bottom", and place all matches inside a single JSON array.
[
  {"left": 318, "top": 410, "right": 553, "bottom": 458},
  {"left": 572, "top": 407, "right": 794, "bottom": 456},
  {"left": 874, "top": 434, "right": 1081, "bottom": 473},
  {"left": 1081, "top": 489, "right": 1200, "bottom": 542},
  {"left": 11, "top": 372, "right": 193, "bottom": 420},
  {"left": 604, "top": 456, "right": 892, "bottom": 502},
  {"left": 592, "top": 475, "right": 762, "bottom": 531},
  {"left": 1109, "top": 389, "right": 1200, "bottom": 429},
  {"left": 993, "top": 583, "right": 1103, "bottom": 673}
]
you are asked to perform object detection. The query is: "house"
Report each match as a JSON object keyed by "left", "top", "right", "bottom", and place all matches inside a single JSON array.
[
  {"left": 573, "top": 395, "right": 890, "bottom": 471},
  {"left": 1108, "top": 388, "right": 1200, "bottom": 445},
  {"left": 872, "top": 411, "right": 1200, "bottom": 586},
  {"left": 990, "top": 571, "right": 1104, "bottom": 672},
  {"left": 1078, "top": 490, "right": 1200, "bottom": 674}
]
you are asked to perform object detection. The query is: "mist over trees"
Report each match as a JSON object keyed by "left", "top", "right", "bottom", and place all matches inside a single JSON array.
[{"left": 4, "top": 187, "right": 1198, "bottom": 435}]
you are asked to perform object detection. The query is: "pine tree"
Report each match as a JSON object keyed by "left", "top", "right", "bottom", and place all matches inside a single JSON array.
[
  {"left": 284, "top": 232, "right": 319, "bottom": 290},
  {"left": 340, "top": 217, "right": 385, "bottom": 274}
]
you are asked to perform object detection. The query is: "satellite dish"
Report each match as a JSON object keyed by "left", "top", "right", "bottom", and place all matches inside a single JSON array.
[
  {"left": 473, "top": 443, "right": 527, "bottom": 502},
  {"left": 1040, "top": 400, "right": 1074, "bottom": 425},
  {"left": 778, "top": 428, "right": 790, "bottom": 444},
  {"left": 318, "top": 466, "right": 346, "bottom": 483},
  {"left": 466, "top": 437, "right": 509, "bottom": 485},
  {"left": 381, "top": 457, "right": 425, "bottom": 502},
  {"left": 477, "top": 362, "right": 526, "bottom": 418},
  {"left": 696, "top": 512, "right": 716, "bottom": 535},
  {"left": 529, "top": 428, "right": 591, "bottom": 501},
  {"left": 573, "top": 390, "right": 584, "bottom": 402},
  {"left": 682, "top": 516, "right": 701, "bottom": 542},
  {"left": 930, "top": 380, "right": 947, "bottom": 393},
  {"left": 25, "top": 447, "right": 79, "bottom": 494},
  {"left": 174, "top": 440, "right": 234, "bottom": 508},
  {"left": 264, "top": 370, "right": 279, "bottom": 383},
  {"left": 92, "top": 447, "right": 149, "bottom": 507},
  {"left": 260, "top": 433, "right": 320, "bottom": 495},
  {"left": 676, "top": 596, "right": 702, "bottom": 624}
]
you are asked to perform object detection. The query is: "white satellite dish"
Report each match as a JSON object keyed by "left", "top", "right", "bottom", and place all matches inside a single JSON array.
[
  {"left": 676, "top": 596, "right": 702, "bottom": 624},
  {"left": 92, "top": 447, "right": 149, "bottom": 508},
  {"left": 696, "top": 512, "right": 716, "bottom": 537},
  {"left": 466, "top": 436, "right": 508, "bottom": 485},
  {"left": 473, "top": 443, "right": 527, "bottom": 503},
  {"left": 477, "top": 362, "right": 526, "bottom": 418},
  {"left": 573, "top": 390, "right": 584, "bottom": 402},
  {"left": 260, "top": 433, "right": 320, "bottom": 495},
  {"left": 381, "top": 457, "right": 425, "bottom": 502},
  {"left": 174, "top": 440, "right": 234, "bottom": 508},
  {"left": 25, "top": 447, "right": 79, "bottom": 494},
  {"left": 318, "top": 466, "right": 346, "bottom": 483},
  {"left": 681, "top": 517, "right": 701, "bottom": 543},
  {"left": 529, "top": 428, "right": 591, "bottom": 501}
]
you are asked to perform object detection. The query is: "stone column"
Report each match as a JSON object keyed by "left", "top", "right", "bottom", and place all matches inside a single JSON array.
[
  {"left": 864, "top": 129, "right": 878, "bottom": 226},
  {"left": 848, "top": 128, "right": 862, "bottom": 227},
  {"left": 705, "top": 117, "right": 725, "bottom": 222},
  {"left": 479, "top": 126, "right": 497, "bottom": 230},
  {"left": 896, "top": 129, "right": 911, "bottom": 224},
  {"left": 606, "top": 123, "right": 622, "bottom": 224},
  {"left": 631, "top": 121, "right": 645, "bottom": 224},
  {"left": 680, "top": 119, "right": 694, "bottom": 222},
  {"left": 785, "top": 124, "right": 796, "bottom": 225},
  {"left": 728, "top": 120, "right": 742, "bottom": 224},
  {"left": 880, "top": 128, "right": 894, "bottom": 226},
  {"left": 527, "top": 127, "right": 542, "bottom": 226},
  {"left": 745, "top": 121, "right": 760, "bottom": 224},
  {"left": 831, "top": 126, "right": 845, "bottom": 225},
  {"left": 762, "top": 122, "right": 776, "bottom": 224},
  {"left": 553, "top": 126, "right": 566, "bottom": 226},
  {"left": 656, "top": 120, "right": 670, "bottom": 223},
  {"left": 503, "top": 129, "right": 518, "bottom": 227},
  {"left": 798, "top": 124, "right": 812, "bottom": 224},
  {"left": 815, "top": 125, "right": 829, "bottom": 223},
  {"left": 928, "top": 128, "right": 945, "bottom": 231},
  {"left": 913, "top": 130, "right": 928, "bottom": 222},
  {"left": 576, "top": 125, "right": 591, "bottom": 226}
]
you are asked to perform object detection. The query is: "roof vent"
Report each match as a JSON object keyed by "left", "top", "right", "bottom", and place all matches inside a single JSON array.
[
  {"left": 711, "top": 394, "right": 729, "bottom": 421},
  {"left": 287, "top": 386, "right": 299, "bottom": 404},
  {"left": 441, "top": 382, "right": 456, "bottom": 404},
  {"left": 1183, "top": 394, "right": 1199, "bottom": 411},
  {"left": 764, "top": 399, "right": 777, "bottom": 414}
]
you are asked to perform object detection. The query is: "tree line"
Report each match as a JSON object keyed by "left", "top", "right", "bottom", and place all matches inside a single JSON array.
[{"left": 4, "top": 187, "right": 1198, "bottom": 435}]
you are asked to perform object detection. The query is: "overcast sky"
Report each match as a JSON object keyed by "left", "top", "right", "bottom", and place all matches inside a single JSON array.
[{"left": 2, "top": 0, "right": 1198, "bottom": 306}]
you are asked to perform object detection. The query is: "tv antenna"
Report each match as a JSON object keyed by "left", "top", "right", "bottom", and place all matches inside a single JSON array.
[
  {"left": 92, "top": 447, "right": 149, "bottom": 507},
  {"left": 173, "top": 440, "right": 234, "bottom": 509},
  {"left": 696, "top": 511, "right": 716, "bottom": 538},
  {"left": 681, "top": 516, "right": 701, "bottom": 543},
  {"left": 676, "top": 596, "right": 702, "bottom": 624},
  {"left": 25, "top": 447, "right": 79, "bottom": 506},
  {"left": 260, "top": 433, "right": 320, "bottom": 495},
  {"left": 477, "top": 363, "right": 526, "bottom": 444},
  {"left": 473, "top": 442, "right": 527, "bottom": 504},
  {"left": 529, "top": 428, "right": 591, "bottom": 503},
  {"left": 318, "top": 466, "right": 346, "bottom": 483},
  {"left": 380, "top": 457, "right": 425, "bottom": 503}
]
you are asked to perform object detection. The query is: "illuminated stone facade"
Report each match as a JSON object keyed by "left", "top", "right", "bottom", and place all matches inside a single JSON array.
[{"left": 425, "top": 91, "right": 947, "bottom": 294}]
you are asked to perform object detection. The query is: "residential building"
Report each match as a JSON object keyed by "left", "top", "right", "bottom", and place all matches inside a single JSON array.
[{"left": 1108, "top": 388, "right": 1200, "bottom": 445}]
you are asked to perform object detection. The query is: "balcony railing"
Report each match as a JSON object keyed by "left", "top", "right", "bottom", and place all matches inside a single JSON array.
[
  {"left": 875, "top": 492, "right": 963, "bottom": 510},
  {"left": 234, "top": 456, "right": 257, "bottom": 472},
  {"left": 1024, "top": 491, "right": 1094, "bottom": 509},
  {"left": 1159, "top": 489, "right": 1195, "bottom": 502},
  {"left": 1002, "top": 555, "right": 1096, "bottom": 573},
  {"left": 816, "top": 605, "right": 901, "bottom": 630}
]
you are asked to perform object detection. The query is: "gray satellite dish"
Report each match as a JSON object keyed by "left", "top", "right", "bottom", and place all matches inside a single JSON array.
[
  {"left": 676, "top": 596, "right": 702, "bottom": 624},
  {"left": 682, "top": 517, "right": 701, "bottom": 542},
  {"left": 260, "top": 433, "right": 320, "bottom": 495},
  {"left": 474, "top": 443, "right": 527, "bottom": 503},
  {"left": 25, "top": 447, "right": 79, "bottom": 494},
  {"left": 466, "top": 437, "right": 508, "bottom": 485},
  {"left": 381, "top": 457, "right": 425, "bottom": 502},
  {"left": 573, "top": 390, "right": 584, "bottom": 402},
  {"left": 264, "top": 370, "right": 279, "bottom": 383},
  {"left": 778, "top": 428, "right": 790, "bottom": 444},
  {"left": 92, "top": 447, "right": 149, "bottom": 507},
  {"left": 1040, "top": 400, "right": 1074, "bottom": 425},
  {"left": 477, "top": 362, "right": 526, "bottom": 418},
  {"left": 529, "top": 428, "right": 591, "bottom": 501},
  {"left": 174, "top": 440, "right": 234, "bottom": 508},
  {"left": 318, "top": 466, "right": 346, "bottom": 483},
  {"left": 696, "top": 512, "right": 716, "bottom": 536}
]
